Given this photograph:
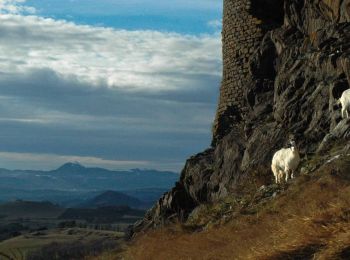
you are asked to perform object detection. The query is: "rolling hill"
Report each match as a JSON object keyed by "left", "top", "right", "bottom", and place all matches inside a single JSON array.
[{"left": 78, "top": 190, "right": 145, "bottom": 209}]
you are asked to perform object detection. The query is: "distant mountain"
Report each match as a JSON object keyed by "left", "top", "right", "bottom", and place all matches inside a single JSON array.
[
  {"left": 79, "top": 190, "right": 144, "bottom": 209},
  {"left": 55, "top": 162, "right": 86, "bottom": 173},
  {"left": 0, "top": 162, "right": 179, "bottom": 203},
  {"left": 0, "top": 200, "right": 64, "bottom": 219}
]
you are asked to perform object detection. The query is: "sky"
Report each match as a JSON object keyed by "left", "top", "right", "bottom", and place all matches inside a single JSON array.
[{"left": 0, "top": 0, "right": 222, "bottom": 172}]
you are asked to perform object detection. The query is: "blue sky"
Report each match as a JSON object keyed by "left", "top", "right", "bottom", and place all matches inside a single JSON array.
[
  {"left": 26, "top": 0, "right": 222, "bottom": 34},
  {"left": 0, "top": 0, "right": 222, "bottom": 172}
]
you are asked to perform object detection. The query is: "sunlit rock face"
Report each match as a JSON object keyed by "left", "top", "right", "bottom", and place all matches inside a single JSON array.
[{"left": 130, "top": 0, "right": 350, "bottom": 236}]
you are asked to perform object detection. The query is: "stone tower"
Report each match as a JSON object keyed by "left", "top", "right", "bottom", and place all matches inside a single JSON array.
[{"left": 213, "top": 0, "right": 284, "bottom": 140}]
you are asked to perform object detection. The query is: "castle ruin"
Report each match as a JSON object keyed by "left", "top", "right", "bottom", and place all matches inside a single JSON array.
[{"left": 214, "top": 0, "right": 284, "bottom": 140}]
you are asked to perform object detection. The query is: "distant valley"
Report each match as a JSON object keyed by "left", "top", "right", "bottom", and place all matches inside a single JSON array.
[
  {"left": 0, "top": 162, "right": 178, "bottom": 257},
  {"left": 0, "top": 162, "right": 178, "bottom": 207},
  {"left": 0, "top": 199, "right": 137, "bottom": 259}
]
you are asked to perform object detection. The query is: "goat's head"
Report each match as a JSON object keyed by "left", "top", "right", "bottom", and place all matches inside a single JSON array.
[{"left": 289, "top": 140, "right": 298, "bottom": 152}]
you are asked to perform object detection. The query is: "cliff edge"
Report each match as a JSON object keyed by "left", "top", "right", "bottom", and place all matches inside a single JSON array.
[{"left": 130, "top": 0, "right": 350, "bottom": 236}]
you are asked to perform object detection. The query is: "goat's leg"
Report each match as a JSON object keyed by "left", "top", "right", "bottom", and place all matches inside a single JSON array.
[
  {"left": 346, "top": 109, "right": 349, "bottom": 119},
  {"left": 272, "top": 164, "right": 278, "bottom": 184},
  {"left": 274, "top": 168, "right": 279, "bottom": 184},
  {"left": 291, "top": 170, "right": 295, "bottom": 179},
  {"left": 285, "top": 168, "right": 290, "bottom": 182},
  {"left": 278, "top": 170, "right": 284, "bottom": 184},
  {"left": 277, "top": 171, "right": 282, "bottom": 184}
]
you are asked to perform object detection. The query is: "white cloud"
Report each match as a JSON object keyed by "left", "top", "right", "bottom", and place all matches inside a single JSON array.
[
  {"left": 0, "top": 0, "right": 35, "bottom": 14},
  {"left": 0, "top": 13, "right": 221, "bottom": 92},
  {"left": 208, "top": 19, "right": 222, "bottom": 29},
  {"left": 0, "top": 1, "right": 222, "bottom": 171}
]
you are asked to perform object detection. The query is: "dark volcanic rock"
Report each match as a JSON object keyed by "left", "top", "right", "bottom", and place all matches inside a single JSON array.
[
  {"left": 318, "top": 118, "right": 350, "bottom": 153},
  {"left": 131, "top": 182, "right": 196, "bottom": 233},
  {"left": 130, "top": 0, "right": 350, "bottom": 236}
]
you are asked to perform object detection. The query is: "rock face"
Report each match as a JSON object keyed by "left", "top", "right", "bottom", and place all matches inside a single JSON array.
[{"left": 131, "top": 0, "right": 350, "bottom": 235}]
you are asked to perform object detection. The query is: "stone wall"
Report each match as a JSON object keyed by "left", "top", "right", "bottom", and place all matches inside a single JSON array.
[{"left": 213, "top": 0, "right": 283, "bottom": 140}]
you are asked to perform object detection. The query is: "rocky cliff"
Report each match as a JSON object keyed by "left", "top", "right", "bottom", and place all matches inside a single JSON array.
[{"left": 131, "top": 0, "right": 350, "bottom": 235}]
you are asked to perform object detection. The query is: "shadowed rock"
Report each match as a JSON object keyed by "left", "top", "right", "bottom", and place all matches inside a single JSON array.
[{"left": 129, "top": 0, "right": 350, "bottom": 237}]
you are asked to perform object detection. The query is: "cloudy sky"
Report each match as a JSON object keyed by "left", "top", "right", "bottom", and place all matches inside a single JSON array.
[{"left": 0, "top": 0, "right": 222, "bottom": 172}]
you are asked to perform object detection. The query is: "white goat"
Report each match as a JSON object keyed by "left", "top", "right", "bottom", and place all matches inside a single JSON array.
[
  {"left": 271, "top": 141, "right": 300, "bottom": 184},
  {"left": 338, "top": 89, "right": 350, "bottom": 119}
]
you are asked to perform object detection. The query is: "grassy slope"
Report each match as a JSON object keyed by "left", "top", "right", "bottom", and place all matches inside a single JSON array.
[
  {"left": 0, "top": 228, "right": 123, "bottom": 259},
  {"left": 118, "top": 152, "right": 350, "bottom": 260}
]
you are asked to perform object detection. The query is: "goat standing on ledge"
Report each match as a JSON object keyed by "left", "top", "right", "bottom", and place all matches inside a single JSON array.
[
  {"left": 338, "top": 89, "right": 350, "bottom": 119},
  {"left": 271, "top": 140, "right": 300, "bottom": 184}
]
